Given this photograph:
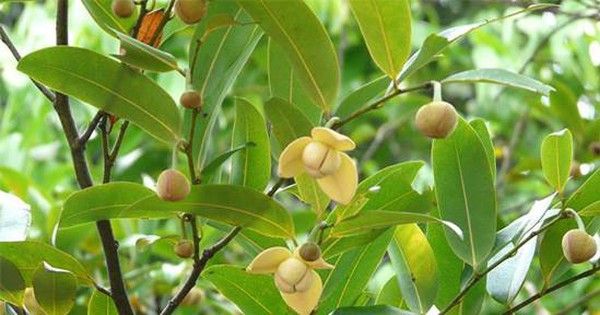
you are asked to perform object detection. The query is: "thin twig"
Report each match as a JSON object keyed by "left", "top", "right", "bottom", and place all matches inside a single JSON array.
[
  {"left": 554, "top": 287, "right": 600, "bottom": 315},
  {"left": 79, "top": 111, "right": 104, "bottom": 145},
  {"left": 184, "top": 109, "right": 200, "bottom": 184},
  {"left": 149, "top": 0, "right": 176, "bottom": 47},
  {"left": 131, "top": 0, "right": 149, "bottom": 38},
  {"left": 267, "top": 178, "right": 286, "bottom": 197}
]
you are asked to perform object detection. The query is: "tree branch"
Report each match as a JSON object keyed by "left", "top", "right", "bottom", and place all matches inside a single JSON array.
[{"left": 79, "top": 111, "right": 104, "bottom": 145}]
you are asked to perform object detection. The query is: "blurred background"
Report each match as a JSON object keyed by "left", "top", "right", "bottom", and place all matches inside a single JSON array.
[{"left": 1, "top": 0, "right": 600, "bottom": 313}]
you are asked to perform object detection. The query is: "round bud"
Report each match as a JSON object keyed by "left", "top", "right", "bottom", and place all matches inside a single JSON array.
[
  {"left": 156, "top": 169, "right": 191, "bottom": 202},
  {"left": 180, "top": 287, "right": 204, "bottom": 306},
  {"left": 589, "top": 141, "right": 600, "bottom": 156},
  {"left": 174, "top": 240, "right": 195, "bottom": 258},
  {"left": 111, "top": 0, "right": 135, "bottom": 18},
  {"left": 570, "top": 161, "right": 581, "bottom": 178},
  {"left": 302, "top": 142, "right": 341, "bottom": 179},
  {"left": 299, "top": 243, "right": 321, "bottom": 262},
  {"left": 561, "top": 229, "right": 597, "bottom": 264},
  {"left": 174, "top": 0, "right": 208, "bottom": 25},
  {"left": 276, "top": 258, "right": 309, "bottom": 286},
  {"left": 180, "top": 90, "right": 201, "bottom": 109},
  {"left": 415, "top": 101, "right": 459, "bottom": 139}
]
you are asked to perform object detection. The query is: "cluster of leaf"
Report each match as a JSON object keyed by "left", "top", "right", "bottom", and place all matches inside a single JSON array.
[{"left": 1, "top": 0, "right": 600, "bottom": 314}]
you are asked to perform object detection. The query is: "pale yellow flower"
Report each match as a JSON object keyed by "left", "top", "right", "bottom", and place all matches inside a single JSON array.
[
  {"left": 247, "top": 245, "right": 333, "bottom": 315},
  {"left": 278, "top": 127, "right": 358, "bottom": 204}
]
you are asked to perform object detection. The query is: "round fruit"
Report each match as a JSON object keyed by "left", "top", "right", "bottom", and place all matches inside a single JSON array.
[
  {"left": 174, "top": 0, "right": 208, "bottom": 25},
  {"left": 415, "top": 101, "right": 458, "bottom": 139},
  {"left": 180, "top": 90, "right": 201, "bottom": 109},
  {"left": 298, "top": 243, "right": 321, "bottom": 262},
  {"left": 156, "top": 169, "right": 191, "bottom": 202},
  {"left": 174, "top": 240, "right": 195, "bottom": 258},
  {"left": 561, "top": 229, "right": 597, "bottom": 264},
  {"left": 181, "top": 287, "right": 204, "bottom": 305},
  {"left": 111, "top": 0, "right": 135, "bottom": 18}
]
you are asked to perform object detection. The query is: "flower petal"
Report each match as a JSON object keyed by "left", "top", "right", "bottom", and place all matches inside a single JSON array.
[
  {"left": 307, "top": 257, "right": 334, "bottom": 270},
  {"left": 247, "top": 247, "right": 292, "bottom": 274},
  {"left": 280, "top": 270, "right": 323, "bottom": 315},
  {"left": 311, "top": 127, "right": 355, "bottom": 151},
  {"left": 316, "top": 153, "right": 357, "bottom": 205},
  {"left": 278, "top": 137, "right": 312, "bottom": 178}
]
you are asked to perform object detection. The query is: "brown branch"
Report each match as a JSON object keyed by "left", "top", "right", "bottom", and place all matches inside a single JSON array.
[{"left": 79, "top": 111, "right": 104, "bottom": 145}]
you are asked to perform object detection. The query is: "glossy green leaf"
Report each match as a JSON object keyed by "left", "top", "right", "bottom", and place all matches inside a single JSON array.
[
  {"left": 469, "top": 119, "right": 496, "bottom": 181},
  {"left": 388, "top": 224, "right": 438, "bottom": 313},
  {"left": 268, "top": 39, "right": 322, "bottom": 124},
  {"left": 0, "top": 256, "right": 25, "bottom": 306},
  {"left": 442, "top": 69, "right": 554, "bottom": 96},
  {"left": 331, "top": 305, "right": 414, "bottom": 315},
  {"left": 549, "top": 82, "right": 585, "bottom": 135},
  {"left": 540, "top": 129, "right": 573, "bottom": 193},
  {"left": 58, "top": 182, "right": 155, "bottom": 228},
  {"left": 318, "top": 230, "right": 393, "bottom": 314},
  {"left": 190, "top": 1, "right": 263, "bottom": 168},
  {"left": 348, "top": 0, "right": 411, "bottom": 78},
  {"left": 238, "top": 0, "right": 339, "bottom": 111},
  {"left": 335, "top": 76, "right": 389, "bottom": 118},
  {"left": 321, "top": 230, "right": 387, "bottom": 260},
  {"left": 32, "top": 263, "right": 77, "bottom": 315},
  {"left": 87, "top": 290, "right": 118, "bottom": 315},
  {"left": 0, "top": 242, "right": 91, "bottom": 285},
  {"left": 0, "top": 191, "right": 30, "bottom": 241},
  {"left": 17, "top": 47, "right": 181, "bottom": 145},
  {"left": 113, "top": 31, "right": 180, "bottom": 73},
  {"left": 432, "top": 118, "right": 496, "bottom": 268},
  {"left": 125, "top": 185, "right": 294, "bottom": 239},
  {"left": 201, "top": 143, "right": 254, "bottom": 182},
  {"left": 567, "top": 168, "right": 600, "bottom": 215},
  {"left": 82, "top": 0, "right": 136, "bottom": 37},
  {"left": 375, "top": 276, "right": 403, "bottom": 308},
  {"left": 230, "top": 98, "right": 271, "bottom": 191},
  {"left": 203, "top": 265, "right": 291, "bottom": 314}
]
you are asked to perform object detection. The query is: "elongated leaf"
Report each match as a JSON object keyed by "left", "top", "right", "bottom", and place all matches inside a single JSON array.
[
  {"left": 330, "top": 210, "right": 462, "bottom": 238},
  {"left": 567, "top": 168, "right": 600, "bottom": 215},
  {"left": 201, "top": 143, "right": 254, "bottom": 182},
  {"left": 203, "top": 265, "right": 291, "bottom": 314},
  {"left": 82, "top": 0, "right": 136, "bottom": 37},
  {"left": 17, "top": 47, "right": 181, "bottom": 145},
  {"left": 32, "top": 263, "right": 77, "bottom": 315},
  {"left": 125, "top": 185, "right": 294, "bottom": 239},
  {"left": 0, "top": 191, "right": 30, "bottom": 241},
  {"left": 331, "top": 305, "right": 414, "bottom": 315},
  {"left": 433, "top": 118, "right": 496, "bottom": 268},
  {"left": 230, "top": 99, "right": 271, "bottom": 191},
  {"left": 88, "top": 290, "right": 118, "bottom": 315},
  {"left": 469, "top": 119, "right": 496, "bottom": 181},
  {"left": 190, "top": 1, "right": 263, "bottom": 168},
  {"left": 114, "top": 31, "right": 180, "bottom": 73},
  {"left": 239, "top": 0, "right": 339, "bottom": 111},
  {"left": 58, "top": 182, "right": 155, "bottom": 228},
  {"left": 321, "top": 230, "right": 387, "bottom": 260},
  {"left": 375, "top": 276, "right": 403, "bottom": 307},
  {"left": 395, "top": 4, "right": 555, "bottom": 83},
  {"left": 0, "top": 256, "right": 25, "bottom": 306},
  {"left": 549, "top": 81, "right": 585, "bottom": 135},
  {"left": 348, "top": 0, "right": 411, "bottom": 78},
  {"left": 442, "top": 69, "right": 554, "bottom": 96},
  {"left": 388, "top": 224, "right": 438, "bottom": 313},
  {"left": 540, "top": 129, "right": 573, "bottom": 193},
  {"left": 335, "top": 76, "right": 388, "bottom": 117},
  {"left": 0, "top": 242, "right": 91, "bottom": 285}
]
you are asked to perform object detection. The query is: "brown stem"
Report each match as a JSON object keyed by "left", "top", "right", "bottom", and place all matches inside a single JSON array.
[
  {"left": 149, "top": 0, "right": 176, "bottom": 47},
  {"left": 79, "top": 111, "right": 104, "bottom": 145},
  {"left": 185, "top": 109, "right": 200, "bottom": 184}
]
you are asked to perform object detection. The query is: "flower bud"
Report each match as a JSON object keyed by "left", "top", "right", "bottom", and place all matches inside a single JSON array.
[
  {"left": 570, "top": 161, "right": 581, "bottom": 178},
  {"left": 415, "top": 101, "right": 458, "bottom": 139},
  {"left": 157, "top": 169, "right": 191, "bottom": 202},
  {"left": 302, "top": 142, "right": 341, "bottom": 179},
  {"left": 174, "top": 0, "right": 208, "bottom": 25},
  {"left": 589, "top": 141, "right": 600, "bottom": 156},
  {"left": 180, "top": 90, "right": 201, "bottom": 109},
  {"left": 275, "top": 258, "right": 314, "bottom": 293},
  {"left": 562, "top": 229, "right": 597, "bottom": 264},
  {"left": 298, "top": 243, "right": 321, "bottom": 262},
  {"left": 174, "top": 240, "right": 195, "bottom": 258},
  {"left": 180, "top": 287, "right": 204, "bottom": 306},
  {"left": 111, "top": 0, "right": 135, "bottom": 18}
]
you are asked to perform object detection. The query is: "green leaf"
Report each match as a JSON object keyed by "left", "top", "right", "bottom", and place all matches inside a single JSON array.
[
  {"left": 375, "top": 276, "right": 403, "bottom": 308},
  {"left": 0, "top": 242, "right": 91, "bottom": 285},
  {"left": 330, "top": 210, "right": 462, "bottom": 238},
  {"left": 388, "top": 224, "right": 438, "bottom": 313},
  {"left": 0, "top": 191, "right": 30, "bottom": 241},
  {"left": 58, "top": 182, "right": 155, "bottom": 228},
  {"left": 540, "top": 129, "right": 573, "bottom": 193},
  {"left": 395, "top": 4, "right": 555, "bottom": 83},
  {"left": 203, "top": 265, "right": 291, "bottom": 314},
  {"left": 348, "top": 0, "right": 411, "bottom": 78},
  {"left": 321, "top": 230, "right": 386, "bottom": 260},
  {"left": 441, "top": 69, "right": 554, "bottom": 96},
  {"left": 567, "top": 168, "right": 600, "bottom": 215},
  {"left": 268, "top": 39, "right": 322, "bottom": 124},
  {"left": 318, "top": 230, "right": 393, "bottom": 314},
  {"left": 82, "top": 0, "right": 136, "bottom": 37},
  {"left": 432, "top": 118, "right": 496, "bottom": 268},
  {"left": 230, "top": 98, "right": 271, "bottom": 191},
  {"left": 190, "top": 1, "right": 263, "bottom": 168},
  {"left": 32, "top": 263, "right": 77, "bottom": 315},
  {"left": 335, "top": 76, "right": 389, "bottom": 118},
  {"left": 549, "top": 82, "right": 585, "bottom": 135},
  {"left": 469, "top": 119, "right": 496, "bottom": 181},
  {"left": 201, "top": 143, "right": 254, "bottom": 180},
  {"left": 331, "top": 305, "right": 414, "bottom": 315},
  {"left": 125, "top": 185, "right": 294, "bottom": 239},
  {"left": 87, "top": 290, "right": 118, "bottom": 315},
  {"left": 238, "top": 0, "right": 339, "bottom": 111},
  {"left": 113, "top": 31, "right": 180, "bottom": 73},
  {"left": 0, "top": 256, "right": 25, "bottom": 306},
  {"left": 17, "top": 47, "right": 181, "bottom": 145}
]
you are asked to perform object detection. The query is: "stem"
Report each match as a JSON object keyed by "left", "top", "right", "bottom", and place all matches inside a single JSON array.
[
  {"left": 432, "top": 81, "right": 442, "bottom": 102},
  {"left": 267, "top": 178, "right": 285, "bottom": 197},
  {"left": 149, "top": 0, "right": 176, "bottom": 47},
  {"left": 332, "top": 82, "right": 433, "bottom": 130},
  {"left": 503, "top": 264, "right": 600, "bottom": 314},
  {"left": 79, "top": 111, "right": 104, "bottom": 145},
  {"left": 184, "top": 109, "right": 200, "bottom": 184},
  {"left": 131, "top": 0, "right": 149, "bottom": 38}
]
